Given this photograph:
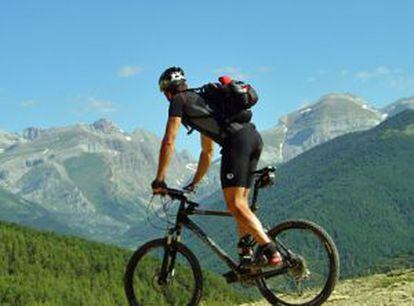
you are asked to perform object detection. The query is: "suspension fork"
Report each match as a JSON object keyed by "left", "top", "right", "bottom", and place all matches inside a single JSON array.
[
  {"left": 159, "top": 202, "right": 185, "bottom": 283},
  {"left": 158, "top": 228, "right": 180, "bottom": 284}
]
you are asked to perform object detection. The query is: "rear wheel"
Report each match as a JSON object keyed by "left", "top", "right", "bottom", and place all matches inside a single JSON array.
[
  {"left": 124, "top": 238, "right": 203, "bottom": 306},
  {"left": 257, "top": 220, "right": 339, "bottom": 306}
]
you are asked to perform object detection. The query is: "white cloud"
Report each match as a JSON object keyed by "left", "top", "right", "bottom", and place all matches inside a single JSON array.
[
  {"left": 340, "top": 69, "right": 349, "bottom": 77},
  {"left": 376, "top": 66, "right": 390, "bottom": 75},
  {"left": 304, "top": 69, "right": 329, "bottom": 83},
  {"left": 118, "top": 65, "right": 143, "bottom": 78},
  {"left": 86, "top": 97, "right": 117, "bottom": 113},
  {"left": 393, "top": 68, "right": 404, "bottom": 75},
  {"left": 388, "top": 76, "right": 414, "bottom": 91},
  {"left": 257, "top": 66, "right": 272, "bottom": 73},
  {"left": 214, "top": 67, "right": 250, "bottom": 81},
  {"left": 21, "top": 100, "right": 37, "bottom": 108},
  {"left": 351, "top": 66, "right": 414, "bottom": 91},
  {"left": 354, "top": 66, "right": 390, "bottom": 81}
]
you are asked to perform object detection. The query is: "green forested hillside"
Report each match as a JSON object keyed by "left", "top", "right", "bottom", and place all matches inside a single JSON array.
[
  {"left": 193, "top": 110, "right": 414, "bottom": 277},
  {"left": 260, "top": 110, "right": 414, "bottom": 276},
  {"left": 0, "top": 221, "right": 248, "bottom": 305}
]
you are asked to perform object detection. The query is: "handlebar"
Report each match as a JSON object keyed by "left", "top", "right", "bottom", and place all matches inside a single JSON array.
[{"left": 157, "top": 188, "right": 190, "bottom": 201}]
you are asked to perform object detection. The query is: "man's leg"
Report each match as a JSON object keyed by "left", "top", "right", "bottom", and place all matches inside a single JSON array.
[
  {"left": 223, "top": 186, "right": 270, "bottom": 245},
  {"left": 235, "top": 188, "right": 252, "bottom": 237},
  {"left": 220, "top": 127, "right": 281, "bottom": 265}
]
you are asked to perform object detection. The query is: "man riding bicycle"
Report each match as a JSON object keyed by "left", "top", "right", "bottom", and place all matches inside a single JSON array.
[{"left": 151, "top": 66, "right": 282, "bottom": 267}]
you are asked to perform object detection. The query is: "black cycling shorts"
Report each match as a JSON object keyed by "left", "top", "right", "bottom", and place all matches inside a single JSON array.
[{"left": 220, "top": 123, "right": 263, "bottom": 189}]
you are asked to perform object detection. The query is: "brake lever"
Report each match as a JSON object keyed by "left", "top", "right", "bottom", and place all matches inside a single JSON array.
[{"left": 182, "top": 184, "right": 198, "bottom": 194}]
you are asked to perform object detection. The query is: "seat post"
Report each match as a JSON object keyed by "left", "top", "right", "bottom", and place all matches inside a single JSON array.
[{"left": 250, "top": 181, "right": 260, "bottom": 213}]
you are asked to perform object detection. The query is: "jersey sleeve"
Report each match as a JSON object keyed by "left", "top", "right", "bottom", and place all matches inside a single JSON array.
[{"left": 168, "top": 94, "right": 185, "bottom": 118}]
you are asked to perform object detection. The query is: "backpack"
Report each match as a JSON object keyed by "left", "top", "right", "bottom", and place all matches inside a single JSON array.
[
  {"left": 188, "top": 77, "right": 257, "bottom": 121},
  {"left": 198, "top": 78, "right": 258, "bottom": 125},
  {"left": 181, "top": 77, "right": 259, "bottom": 144}
]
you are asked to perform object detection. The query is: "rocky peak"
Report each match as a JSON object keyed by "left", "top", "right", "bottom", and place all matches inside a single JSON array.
[
  {"left": 0, "top": 130, "right": 22, "bottom": 150},
  {"left": 91, "top": 119, "right": 120, "bottom": 134},
  {"left": 318, "top": 93, "right": 366, "bottom": 105},
  {"left": 263, "top": 93, "right": 385, "bottom": 163},
  {"left": 382, "top": 96, "right": 414, "bottom": 117},
  {"left": 22, "top": 127, "right": 43, "bottom": 141},
  {"left": 314, "top": 93, "right": 381, "bottom": 115}
]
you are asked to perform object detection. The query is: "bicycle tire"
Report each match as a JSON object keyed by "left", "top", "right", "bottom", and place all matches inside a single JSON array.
[
  {"left": 124, "top": 238, "right": 203, "bottom": 306},
  {"left": 257, "top": 220, "right": 340, "bottom": 306}
]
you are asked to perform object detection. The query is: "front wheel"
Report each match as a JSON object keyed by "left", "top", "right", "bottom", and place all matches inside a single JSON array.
[
  {"left": 257, "top": 220, "right": 340, "bottom": 306},
  {"left": 124, "top": 238, "right": 203, "bottom": 306}
]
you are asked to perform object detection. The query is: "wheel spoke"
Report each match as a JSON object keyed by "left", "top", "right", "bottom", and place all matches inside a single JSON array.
[{"left": 257, "top": 220, "right": 339, "bottom": 306}]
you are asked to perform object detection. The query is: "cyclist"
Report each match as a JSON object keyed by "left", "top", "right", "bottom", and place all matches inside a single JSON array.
[{"left": 151, "top": 67, "right": 282, "bottom": 266}]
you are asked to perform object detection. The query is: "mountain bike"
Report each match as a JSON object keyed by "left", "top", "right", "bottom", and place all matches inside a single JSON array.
[{"left": 124, "top": 166, "right": 340, "bottom": 305}]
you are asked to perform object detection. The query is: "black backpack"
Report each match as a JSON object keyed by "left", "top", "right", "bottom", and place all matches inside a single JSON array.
[
  {"left": 190, "top": 79, "right": 258, "bottom": 121},
  {"left": 181, "top": 79, "right": 259, "bottom": 144},
  {"left": 199, "top": 80, "right": 258, "bottom": 124}
]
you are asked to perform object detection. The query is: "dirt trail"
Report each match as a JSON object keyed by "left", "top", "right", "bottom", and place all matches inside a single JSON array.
[{"left": 240, "top": 269, "right": 414, "bottom": 306}]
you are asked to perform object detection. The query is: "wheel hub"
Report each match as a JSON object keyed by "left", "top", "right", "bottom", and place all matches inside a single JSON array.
[
  {"left": 152, "top": 271, "right": 172, "bottom": 292},
  {"left": 288, "top": 255, "right": 310, "bottom": 281}
]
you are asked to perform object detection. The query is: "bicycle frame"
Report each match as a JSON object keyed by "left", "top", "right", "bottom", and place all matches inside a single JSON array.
[
  {"left": 164, "top": 196, "right": 291, "bottom": 283},
  {"left": 170, "top": 198, "right": 239, "bottom": 271},
  {"left": 127, "top": 166, "right": 339, "bottom": 306},
  {"left": 160, "top": 166, "right": 293, "bottom": 282},
  {"left": 163, "top": 169, "right": 289, "bottom": 272}
]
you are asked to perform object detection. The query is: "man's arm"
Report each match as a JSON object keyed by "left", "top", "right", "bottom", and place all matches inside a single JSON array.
[
  {"left": 155, "top": 116, "right": 181, "bottom": 181},
  {"left": 191, "top": 134, "right": 215, "bottom": 186}
]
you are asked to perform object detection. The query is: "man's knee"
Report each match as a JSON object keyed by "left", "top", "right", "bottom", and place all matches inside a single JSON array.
[
  {"left": 227, "top": 199, "right": 249, "bottom": 216},
  {"left": 223, "top": 186, "right": 249, "bottom": 215}
]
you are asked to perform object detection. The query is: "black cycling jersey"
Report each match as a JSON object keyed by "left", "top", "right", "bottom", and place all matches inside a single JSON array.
[
  {"left": 168, "top": 91, "right": 262, "bottom": 189},
  {"left": 168, "top": 93, "right": 186, "bottom": 117},
  {"left": 168, "top": 91, "right": 247, "bottom": 145}
]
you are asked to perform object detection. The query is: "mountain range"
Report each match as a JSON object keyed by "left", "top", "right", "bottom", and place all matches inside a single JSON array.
[
  {"left": 0, "top": 119, "right": 195, "bottom": 243},
  {"left": 0, "top": 93, "right": 413, "bottom": 250},
  {"left": 260, "top": 94, "right": 412, "bottom": 164}
]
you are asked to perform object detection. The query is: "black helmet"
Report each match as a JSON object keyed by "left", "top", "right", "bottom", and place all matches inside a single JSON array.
[{"left": 158, "top": 66, "right": 186, "bottom": 92}]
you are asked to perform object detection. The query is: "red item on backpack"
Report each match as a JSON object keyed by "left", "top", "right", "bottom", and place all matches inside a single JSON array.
[{"left": 218, "top": 75, "right": 232, "bottom": 85}]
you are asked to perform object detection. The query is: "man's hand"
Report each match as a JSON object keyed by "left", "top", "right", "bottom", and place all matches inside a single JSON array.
[
  {"left": 151, "top": 179, "right": 167, "bottom": 195},
  {"left": 183, "top": 181, "right": 198, "bottom": 193}
]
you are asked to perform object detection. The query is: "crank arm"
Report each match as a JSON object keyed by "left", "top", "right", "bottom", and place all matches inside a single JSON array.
[{"left": 225, "top": 266, "right": 289, "bottom": 284}]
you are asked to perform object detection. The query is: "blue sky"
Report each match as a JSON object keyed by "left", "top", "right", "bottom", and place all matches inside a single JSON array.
[{"left": 1, "top": 1, "right": 413, "bottom": 155}]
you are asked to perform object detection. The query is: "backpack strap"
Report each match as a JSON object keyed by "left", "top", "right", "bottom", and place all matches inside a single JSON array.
[
  {"left": 182, "top": 122, "right": 192, "bottom": 134},
  {"left": 181, "top": 117, "right": 195, "bottom": 135}
]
